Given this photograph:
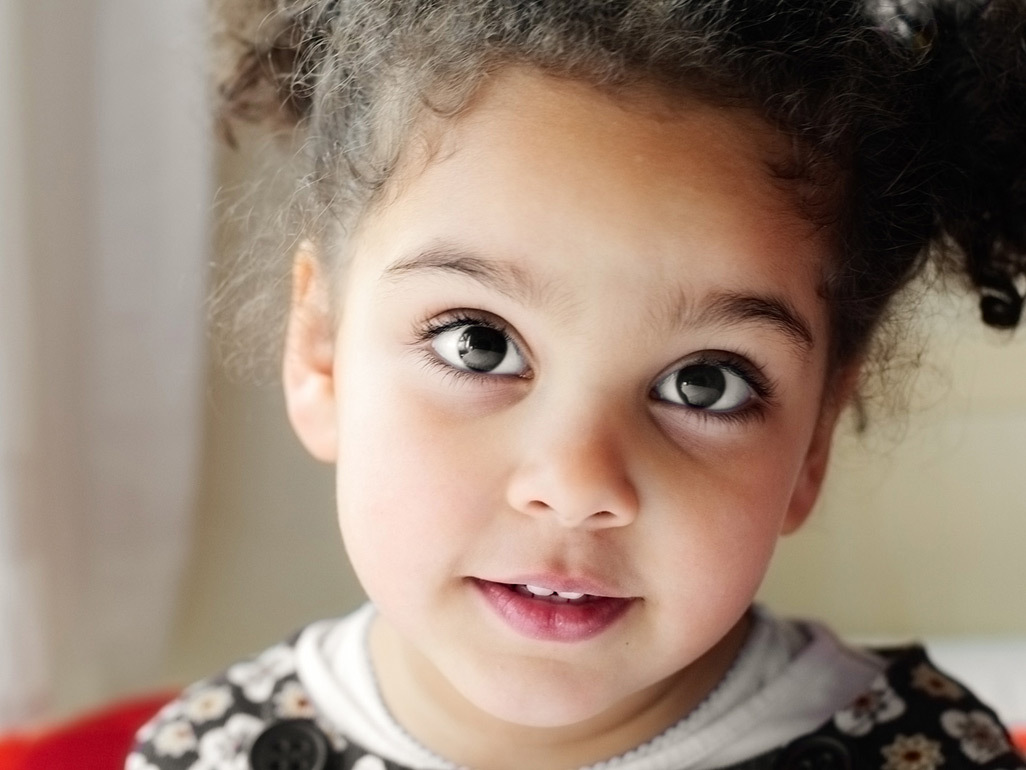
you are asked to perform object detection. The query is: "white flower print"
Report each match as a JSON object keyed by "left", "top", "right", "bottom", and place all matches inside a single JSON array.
[
  {"left": 315, "top": 717, "right": 350, "bottom": 751},
  {"left": 273, "top": 680, "right": 317, "bottom": 719},
  {"left": 125, "top": 752, "right": 160, "bottom": 770},
  {"left": 941, "top": 709, "right": 1011, "bottom": 764},
  {"left": 834, "top": 676, "right": 906, "bottom": 736},
  {"left": 911, "top": 663, "right": 965, "bottom": 701},
  {"left": 881, "top": 733, "right": 945, "bottom": 770},
  {"left": 353, "top": 756, "right": 388, "bottom": 770},
  {"left": 152, "top": 719, "right": 198, "bottom": 757},
  {"left": 136, "top": 699, "right": 183, "bottom": 742},
  {"left": 190, "top": 713, "right": 265, "bottom": 770},
  {"left": 135, "top": 722, "right": 155, "bottom": 744},
  {"left": 184, "top": 685, "right": 234, "bottom": 724},
  {"left": 226, "top": 645, "right": 295, "bottom": 702}
]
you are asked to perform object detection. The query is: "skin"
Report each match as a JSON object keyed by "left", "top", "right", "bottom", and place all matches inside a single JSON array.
[{"left": 283, "top": 68, "right": 851, "bottom": 770}]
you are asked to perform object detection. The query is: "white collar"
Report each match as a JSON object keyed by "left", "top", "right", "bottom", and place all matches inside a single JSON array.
[{"left": 295, "top": 604, "right": 884, "bottom": 770}]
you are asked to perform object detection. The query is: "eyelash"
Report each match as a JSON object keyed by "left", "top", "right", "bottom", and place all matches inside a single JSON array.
[
  {"left": 413, "top": 311, "right": 776, "bottom": 425},
  {"left": 663, "top": 353, "right": 777, "bottom": 427},
  {"left": 414, "top": 310, "right": 530, "bottom": 382}
]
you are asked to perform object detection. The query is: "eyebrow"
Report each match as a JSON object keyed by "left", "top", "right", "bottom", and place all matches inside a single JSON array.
[
  {"left": 383, "top": 245, "right": 816, "bottom": 356},
  {"left": 693, "top": 292, "right": 815, "bottom": 356},
  {"left": 383, "top": 245, "right": 549, "bottom": 307}
]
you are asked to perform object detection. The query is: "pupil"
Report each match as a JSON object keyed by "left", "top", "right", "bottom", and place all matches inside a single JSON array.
[
  {"left": 457, "top": 326, "right": 507, "bottom": 371},
  {"left": 675, "top": 365, "right": 725, "bottom": 407}
]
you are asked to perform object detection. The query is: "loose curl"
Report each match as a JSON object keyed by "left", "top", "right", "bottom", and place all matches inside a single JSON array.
[{"left": 211, "top": 0, "right": 1026, "bottom": 377}]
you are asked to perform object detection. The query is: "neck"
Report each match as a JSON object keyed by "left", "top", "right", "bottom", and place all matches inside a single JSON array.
[{"left": 369, "top": 614, "right": 752, "bottom": 770}]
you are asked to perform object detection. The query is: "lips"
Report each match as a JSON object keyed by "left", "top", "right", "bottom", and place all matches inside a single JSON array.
[{"left": 473, "top": 578, "right": 635, "bottom": 642}]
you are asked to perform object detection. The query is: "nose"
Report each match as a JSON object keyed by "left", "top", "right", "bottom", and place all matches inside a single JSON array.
[{"left": 505, "top": 406, "right": 641, "bottom": 530}]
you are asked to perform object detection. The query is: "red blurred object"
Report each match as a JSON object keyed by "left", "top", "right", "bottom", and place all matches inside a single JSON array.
[
  {"left": 1014, "top": 728, "right": 1026, "bottom": 756},
  {"left": 0, "top": 692, "right": 175, "bottom": 770}
]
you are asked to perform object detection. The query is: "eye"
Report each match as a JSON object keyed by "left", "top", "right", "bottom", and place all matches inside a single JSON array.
[
  {"left": 653, "top": 361, "right": 756, "bottom": 413},
  {"left": 430, "top": 321, "right": 526, "bottom": 375}
]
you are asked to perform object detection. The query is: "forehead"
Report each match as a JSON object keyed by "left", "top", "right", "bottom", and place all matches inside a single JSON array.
[
  {"left": 382, "top": 68, "right": 816, "bottom": 228},
  {"left": 352, "top": 67, "right": 831, "bottom": 343}
]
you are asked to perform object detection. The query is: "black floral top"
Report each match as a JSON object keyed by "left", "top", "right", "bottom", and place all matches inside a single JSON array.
[{"left": 127, "top": 635, "right": 1025, "bottom": 770}]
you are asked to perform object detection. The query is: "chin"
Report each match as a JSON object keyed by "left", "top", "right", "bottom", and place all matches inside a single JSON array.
[{"left": 451, "top": 659, "right": 632, "bottom": 729}]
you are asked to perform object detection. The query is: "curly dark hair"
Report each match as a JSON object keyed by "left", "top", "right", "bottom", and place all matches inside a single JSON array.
[{"left": 212, "top": 0, "right": 1026, "bottom": 373}]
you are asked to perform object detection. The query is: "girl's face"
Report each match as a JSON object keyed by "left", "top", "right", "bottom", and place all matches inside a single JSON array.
[{"left": 286, "top": 69, "right": 845, "bottom": 761}]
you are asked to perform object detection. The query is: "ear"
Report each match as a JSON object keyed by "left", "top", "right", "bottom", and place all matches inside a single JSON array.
[
  {"left": 781, "top": 364, "right": 860, "bottom": 535},
  {"left": 283, "top": 244, "right": 339, "bottom": 463}
]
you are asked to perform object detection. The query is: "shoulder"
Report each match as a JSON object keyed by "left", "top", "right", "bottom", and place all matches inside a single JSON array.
[
  {"left": 125, "top": 629, "right": 347, "bottom": 770},
  {"left": 808, "top": 645, "right": 1026, "bottom": 769}
]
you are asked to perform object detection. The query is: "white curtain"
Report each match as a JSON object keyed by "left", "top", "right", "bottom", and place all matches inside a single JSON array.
[{"left": 0, "top": 0, "right": 210, "bottom": 726}]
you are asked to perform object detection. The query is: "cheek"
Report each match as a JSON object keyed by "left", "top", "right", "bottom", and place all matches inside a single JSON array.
[
  {"left": 649, "top": 434, "right": 808, "bottom": 600},
  {"left": 332, "top": 371, "right": 507, "bottom": 587}
]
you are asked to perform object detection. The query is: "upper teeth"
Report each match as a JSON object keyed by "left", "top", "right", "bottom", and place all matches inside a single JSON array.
[{"left": 525, "top": 584, "right": 586, "bottom": 600}]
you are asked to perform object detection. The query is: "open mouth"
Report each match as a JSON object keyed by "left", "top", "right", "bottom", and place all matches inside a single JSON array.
[
  {"left": 509, "top": 584, "right": 602, "bottom": 604},
  {"left": 474, "top": 579, "right": 633, "bottom": 642}
]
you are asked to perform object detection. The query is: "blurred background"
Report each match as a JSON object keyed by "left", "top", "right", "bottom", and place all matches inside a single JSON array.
[{"left": 1, "top": 0, "right": 1024, "bottom": 734}]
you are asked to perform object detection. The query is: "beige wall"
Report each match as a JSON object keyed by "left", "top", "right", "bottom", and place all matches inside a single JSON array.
[
  {"left": 165, "top": 147, "right": 1026, "bottom": 687},
  {"left": 761, "top": 309, "right": 1026, "bottom": 637}
]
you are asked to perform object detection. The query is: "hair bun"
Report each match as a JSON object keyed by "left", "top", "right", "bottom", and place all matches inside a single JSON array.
[
  {"left": 906, "top": 0, "right": 1026, "bottom": 328},
  {"left": 212, "top": 0, "right": 336, "bottom": 142}
]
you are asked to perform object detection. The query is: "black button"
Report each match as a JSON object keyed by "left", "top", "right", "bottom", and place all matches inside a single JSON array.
[
  {"left": 250, "top": 720, "right": 331, "bottom": 770},
  {"left": 776, "top": 735, "right": 852, "bottom": 770}
]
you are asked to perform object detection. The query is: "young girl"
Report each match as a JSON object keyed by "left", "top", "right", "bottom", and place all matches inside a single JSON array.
[{"left": 130, "top": 1, "right": 1026, "bottom": 768}]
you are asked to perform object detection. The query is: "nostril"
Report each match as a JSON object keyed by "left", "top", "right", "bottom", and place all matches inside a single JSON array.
[{"left": 555, "top": 507, "right": 627, "bottom": 529}]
